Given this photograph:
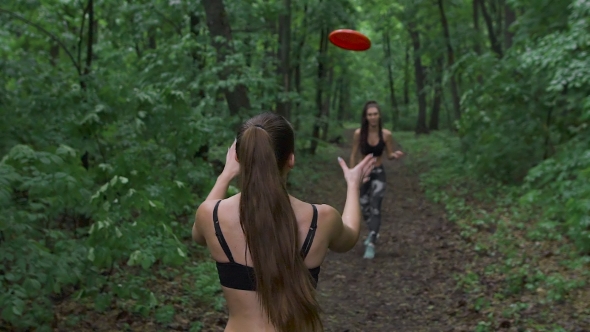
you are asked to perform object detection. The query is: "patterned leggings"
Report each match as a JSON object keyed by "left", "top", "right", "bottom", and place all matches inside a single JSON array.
[{"left": 360, "top": 165, "right": 386, "bottom": 245}]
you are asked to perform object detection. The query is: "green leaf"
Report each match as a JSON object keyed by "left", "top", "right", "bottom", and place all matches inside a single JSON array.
[
  {"left": 87, "top": 248, "right": 95, "bottom": 262},
  {"left": 148, "top": 292, "right": 158, "bottom": 307},
  {"left": 12, "top": 298, "right": 25, "bottom": 316},
  {"left": 94, "top": 293, "right": 112, "bottom": 312},
  {"left": 155, "top": 304, "right": 175, "bottom": 324}
]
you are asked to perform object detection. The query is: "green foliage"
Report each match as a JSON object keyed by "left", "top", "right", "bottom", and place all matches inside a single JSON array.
[
  {"left": 459, "top": 0, "right": 590, "bottom": 183},
  {"left": 521, "top": 137, "right": 590, "bottom": 253},
  {"left": 2, "top": 0, "right": 589, "bottom": 329},
  {"left": 402, "top": 131, "right": 588, "bottom": 330},
  {"left": 454, "top": 0, "right": 590, "bottom": 255},
  {"left": 0, "top": 0, "right": 239, "bottom": 328}
]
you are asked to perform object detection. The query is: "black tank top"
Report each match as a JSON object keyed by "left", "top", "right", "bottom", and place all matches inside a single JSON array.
[{"left": 361, "top": 131, "right": 385, "bottom": 157}]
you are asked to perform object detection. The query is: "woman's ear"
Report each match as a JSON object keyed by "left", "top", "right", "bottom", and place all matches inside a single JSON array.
[{"left": 288, "top": 153, "right": 295, "bottom": 169}]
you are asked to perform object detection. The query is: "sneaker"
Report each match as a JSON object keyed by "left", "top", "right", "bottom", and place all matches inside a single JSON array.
[
  {"left": 363, "top": 243, "right": 375, "bottom": 259},
  {"left": 364, "top": 231, "right": 375, "bottom": 246}
]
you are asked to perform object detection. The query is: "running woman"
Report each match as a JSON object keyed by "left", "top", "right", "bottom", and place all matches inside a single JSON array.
[{"left": 349, "top": 101, "right": 404, "bottom": 259}]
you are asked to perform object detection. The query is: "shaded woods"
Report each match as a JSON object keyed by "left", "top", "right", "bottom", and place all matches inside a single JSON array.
[{"left": 1, "top": 0, "right": 589, "bottom": 330}]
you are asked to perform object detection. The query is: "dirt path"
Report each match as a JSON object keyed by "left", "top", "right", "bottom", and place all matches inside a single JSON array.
[{"left": 302, "top": 129, "right": 473, "bottom": 332}]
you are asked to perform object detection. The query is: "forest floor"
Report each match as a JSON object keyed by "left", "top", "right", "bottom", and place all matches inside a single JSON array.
[
  {"left": 52, "top": 128, "right": 589, "bottom": 332},
  {"left": 297, "top": 129, "right": 477, "bottom": 332}
]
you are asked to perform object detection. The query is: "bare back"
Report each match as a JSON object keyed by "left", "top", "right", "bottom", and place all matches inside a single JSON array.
[{"left": 196, "top": 194, "right": 334, "bottom": 332}]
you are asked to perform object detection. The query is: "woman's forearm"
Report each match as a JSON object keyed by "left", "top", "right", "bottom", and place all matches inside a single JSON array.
[
  {"left": 205, "top": 172, "right": 233, "bottom": 201},
  {"left": 341, "top": 182, "right": 361, "bottom": 242}
]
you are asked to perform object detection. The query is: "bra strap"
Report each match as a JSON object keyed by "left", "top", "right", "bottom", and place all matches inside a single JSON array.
[
  {"left": 300, "top": 205, "right": 318, "bottom": 258},
  {"left": 213, "top": 200, "right": 235, "bottom": 262}
]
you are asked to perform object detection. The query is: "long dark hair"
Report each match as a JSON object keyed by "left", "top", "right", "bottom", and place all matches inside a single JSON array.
[
  {"left": 235, "top": 112, "right": 323, "bottom": 332},
  {"left": 359, "top": 100, "right": 383, "bottom": 155}
]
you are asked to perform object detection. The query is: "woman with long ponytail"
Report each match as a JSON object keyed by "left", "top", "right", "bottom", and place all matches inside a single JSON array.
[{"left": 193, "top": 112, "right": 375, "bottom": 331}]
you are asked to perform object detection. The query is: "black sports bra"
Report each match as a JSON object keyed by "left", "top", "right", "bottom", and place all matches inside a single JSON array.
[
  {"left": 213, "top": 200, "right": 321, "bottom": 291},
  {"left": 361, "top": 132, "right": 386, "bottom": 157}
]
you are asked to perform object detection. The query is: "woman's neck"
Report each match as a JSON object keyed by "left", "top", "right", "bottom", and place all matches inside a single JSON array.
[{"left": 368, "top": 125, "right": 380, "bottom": 133}]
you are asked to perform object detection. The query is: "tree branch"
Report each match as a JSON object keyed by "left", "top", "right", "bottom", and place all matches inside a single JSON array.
[
  {"left": 77, "top": 3, "right": 89, "bottom": 70},
  {"left": 0, "top": 8, "right": 81, "bottom": 75},
  {"left": 84, "top": 0, "right": 93, "bottom": 75},
  {"left": 152, "top": 7, "right": 183, "bottom": 36}
]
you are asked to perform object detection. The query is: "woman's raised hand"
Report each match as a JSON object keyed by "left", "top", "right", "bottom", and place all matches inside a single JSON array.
[
  {"left": 337, "top": 154, "right": 376, "bottom": 189},
  {"left": 221, "top": 139, "right": 240, "bottom": 179}
]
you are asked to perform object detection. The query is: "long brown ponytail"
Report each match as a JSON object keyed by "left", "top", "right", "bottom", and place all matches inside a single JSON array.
[{"left": 235, "top": 112, "right": 323, "bottom": 332}]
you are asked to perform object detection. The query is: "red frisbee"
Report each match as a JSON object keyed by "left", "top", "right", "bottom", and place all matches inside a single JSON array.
[{"left": 329, "top": 29, "right": 371, "bottom": 51}]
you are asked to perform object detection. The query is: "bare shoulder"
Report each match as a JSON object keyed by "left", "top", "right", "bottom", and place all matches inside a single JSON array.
[
  {"left": 294, "top": 199, "right": 340, "bottom": 224},
  {"left": 382, "top": 129, "right": 392, "bottom": 137},
  {"left": 315, "top": 203, "right": 340, "bottom": 219},
  {"left": 314, "top": 204, "right": 341, "bottom": 230},
  {"left": 353, "top": 128, "right": 361, "bottom": 136},
  {"left": 195, "top": 199, "right": 219, "bottom": 225}
]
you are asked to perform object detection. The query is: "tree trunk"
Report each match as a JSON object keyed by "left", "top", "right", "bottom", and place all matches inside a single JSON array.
[
  {"left": 310, "top": 27, "right": 329, "bottom": 154},
  {"left": 429, "top": 56, "right": 443, "bottom": 130},
  {"left": 85, "top": 0, "right": 93, "bottom": 76},
  {"left": 335, "top": 77, "right": 345, "bottom": 122},
  {"left": 292, "top": 4, "right": 308, "bottom": 131},
  {"left": 442, "top": 89, "right": 452, "bottom": 129},
  {"left": 190, "top": 13, "right": 207, "bottom": 99},
  {"left": 276, "top": 0, "right": 291, "bottom": 120},
  {"left": 201, "top": 0, "right": 251, "bottom": 117},
  {"left": 338, "top": 73, "right": 350, "bottom": 122},
  {"left": 80, "top": 0, "right": 94, "bottom": 170},
  {"left": 321, "top": 65, "right": 334, "bottom": 141},
  {"left": 504, "top": 2, "right": 516, "bottom": 49},
  {"left": 473, "top": 0, "right": 482, "bottom": 55},
  {"left": 438, "top": 0, "right": 461, "bottom": 121},
  {"left": 403, "top": 43, "right": 410, "bottom": 106},
  {"left": 407, "top": 22, "right": 429, "bottom": 135},
  {"left": 383, "top": 31, "right": 399, "bottom": 129},
  {"left": 489, "top": 0, "right": 502, "bottom": 43},
  {"left": 50, "top": 43, "right": 59, "bottom": 66},
  {"left": 148, "top": 27, "right": 157, "bottom": 49},
  {"left": 479, "top": 0, "right": 503, "bottom": 57},
  {"left": 330, "top": 75, "right": 340, "bottom": 124}
]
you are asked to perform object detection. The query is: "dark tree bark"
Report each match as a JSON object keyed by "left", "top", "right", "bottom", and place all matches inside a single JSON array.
[
  {"left": 84, "top": 0, "right": 93, "bottom": 76},
  {"left": 334, "top": 77, "right": 344, "bottom": 122},
  {"left": 473, "top": 0, "right": 482, "bottom": 55},
  {"left": 337, "top": 73, "right": 349, "bottom": 123},
  {"left": 310, "top": 27, "right": 329, "bottom": 154},
  {"left": 49, "top": 43, "right": 59, "bottom": 66},
  {"left": 407, "top": 21, "right": 429, "bottom": 135},
  {"left": 320, "top": 65, "right": 334, "bottom": 141},
  {"left": 190, "top": 13, "right": 207, "bottom": 99},
  {"left": 504, "top": 2, "right": 516, "bottom": 49},
  {"left": 80, "top": 0, "right": 95, "bottom": 170},
  {"left": 383, "top": 31, "right": 399, "bottom": 129},
  {"left": 148, "top": 27, "right": 157, "bottom": 50},
  {"left": 201, "top": 0, "right": 251, "bottom": 116},
  {"left": 438, "top": 0, "right": 461, "bottom": 121},
  {"left": 292, "top": 3, "right": 308, "bottom": 130},
  {"left": 479, "top": 0, "right": 503, "bottom": 57},
  {"left": 429, "top": 56, "right": 443, "bottom": 130},
  {"left": 276, "top": 0, "right": 291, "bottom": 120},
  {"left": 489, "top": 0, "right": 502, "bottom": 41},
  {"left": 403, "top": 44, "right": 410, "bottom": 106}
]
